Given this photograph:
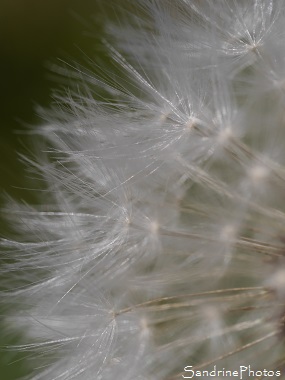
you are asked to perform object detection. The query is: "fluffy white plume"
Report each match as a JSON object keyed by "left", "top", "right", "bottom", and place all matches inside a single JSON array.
[{"left": 3, "top": 1, "right": 285, "bottom": 379}]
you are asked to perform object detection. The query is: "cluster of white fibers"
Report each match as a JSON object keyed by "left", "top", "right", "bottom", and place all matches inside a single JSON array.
[{"left": 3, "top": 0, "right": 285, "bottom": 379}]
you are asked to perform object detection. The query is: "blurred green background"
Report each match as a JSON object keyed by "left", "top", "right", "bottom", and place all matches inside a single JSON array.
[
  {"left": 0, "top": 1, "right": 107, "bottom": 378},
  {"left": 0, "top": 0, "right": 106, "bottom": 198}
]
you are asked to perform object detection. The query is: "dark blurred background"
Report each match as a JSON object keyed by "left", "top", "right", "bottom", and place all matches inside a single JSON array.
[
  {"left": 0, "top": 0, "right": 107, "bottom": 198},
  {"left": 0, "top": 1, "right": 108, "bottom": 378}
]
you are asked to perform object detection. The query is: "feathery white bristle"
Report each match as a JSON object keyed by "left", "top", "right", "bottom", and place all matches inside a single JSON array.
[{"left": 3, "top": 0, "right": 285, "bottom": 379}]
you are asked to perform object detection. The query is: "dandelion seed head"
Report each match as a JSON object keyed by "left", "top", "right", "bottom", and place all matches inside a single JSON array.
[{"left": 4, "top": 0, "right": 285, "bottom": 379}]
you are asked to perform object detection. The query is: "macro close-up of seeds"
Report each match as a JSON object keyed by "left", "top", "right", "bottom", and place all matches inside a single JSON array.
[{"left": 3, "top": 1, "right": 285, "bottom": 379}]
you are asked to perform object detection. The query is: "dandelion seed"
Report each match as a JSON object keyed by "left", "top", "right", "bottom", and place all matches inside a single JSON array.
[{"left": 3, "top": 1, "right": 285, "bottom": 379}]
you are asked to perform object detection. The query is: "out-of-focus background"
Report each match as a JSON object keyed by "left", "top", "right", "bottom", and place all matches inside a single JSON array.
[
  {"left": 0, "top": 1, "right": 108, "bottom": 378},
  {"left": 0, "top": 0, "right": 107, "bottom": 198}
]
